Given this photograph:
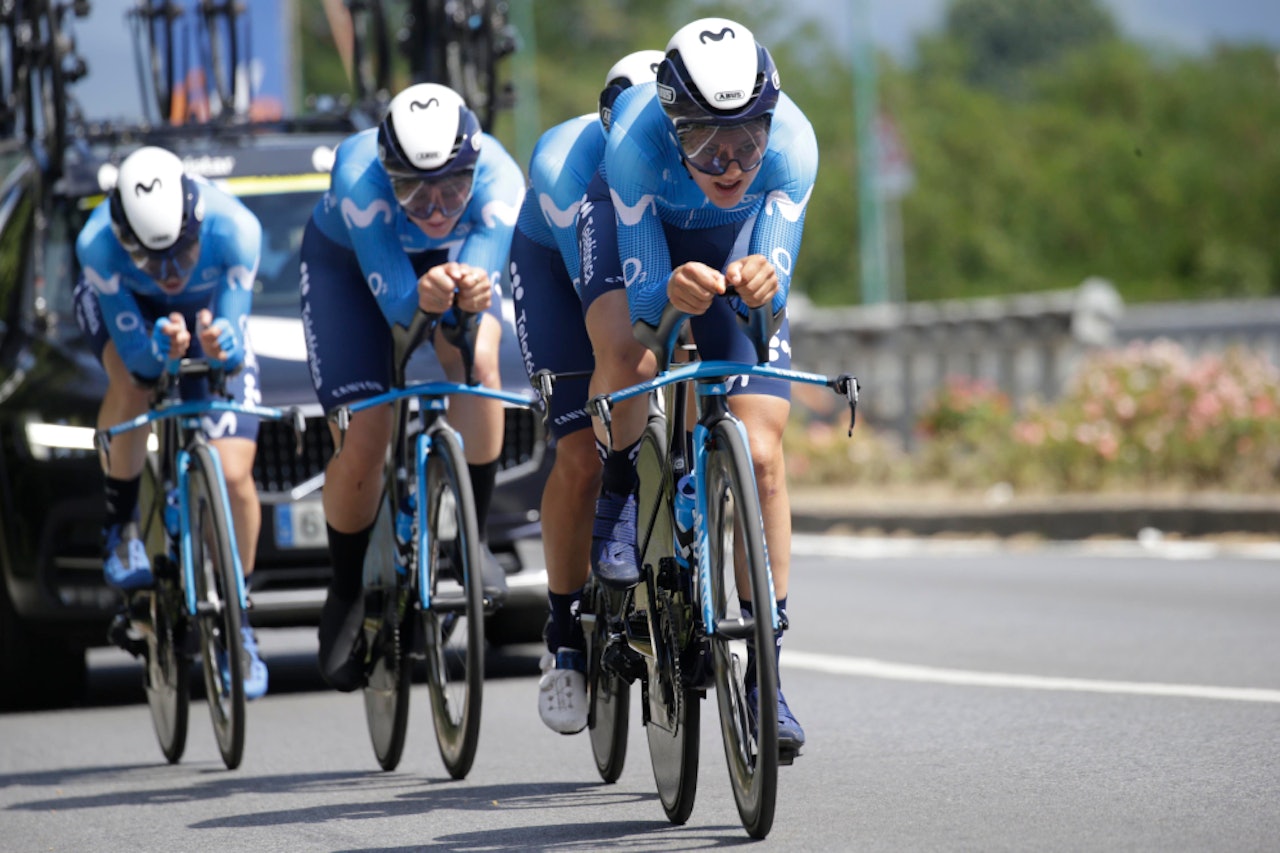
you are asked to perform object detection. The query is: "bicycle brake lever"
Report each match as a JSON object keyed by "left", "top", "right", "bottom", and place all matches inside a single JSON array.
[
  {"left": 330, "top": 406, "right": 351, "bottom": 456},
  {"left": 587, "top": 393, "right": 614, "bottom": 449},
  {"left": 832, "top": 373, "right": 859, "bottom": 437},
  {"left": 290, "top": 407, "right": 307, "bottom": 458}
]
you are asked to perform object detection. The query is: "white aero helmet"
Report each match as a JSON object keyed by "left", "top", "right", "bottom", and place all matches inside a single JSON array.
[
  {"left": 599, "top": 49, "right": 665, "bottom": 131},
  {"left": 109, "top": 146, "right": 204, "bottom": 282},
  {"left": 656, "top": 17, "right": 780, "bottom": 123},
  {"left": 377, "top": 82, "right": 482, "bottom": 176}
]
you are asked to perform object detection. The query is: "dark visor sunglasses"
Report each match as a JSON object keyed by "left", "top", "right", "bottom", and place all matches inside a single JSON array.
[
  {"left": 675, "top": 115, "right": 771, "bottom": 176},
  {"left": 390, "top": 170, "right": 476, "bottom": 219}
]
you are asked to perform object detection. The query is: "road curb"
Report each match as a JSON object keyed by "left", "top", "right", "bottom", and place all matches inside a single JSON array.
[{"left": 789, "top": 493, "right": 1280, "bottom": 540}]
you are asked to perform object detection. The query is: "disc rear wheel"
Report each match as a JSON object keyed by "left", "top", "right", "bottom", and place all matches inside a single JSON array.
[
  {"left": 585, "top": 579, "right": 629, "bottom": 783},
  {"left": 363, "top": 495, "right": 412, "bottom": 771}
]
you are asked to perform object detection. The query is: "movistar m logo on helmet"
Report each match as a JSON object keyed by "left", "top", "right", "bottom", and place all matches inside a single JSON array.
[
  {"left": 700, "top": 27, "right": 735, "bottom": 43},
  {"left": 135, "top": 178, "right": 162, "bottom": 195},
  {"left": 409, "top": 97, "right": 440, "bottom": 112}
]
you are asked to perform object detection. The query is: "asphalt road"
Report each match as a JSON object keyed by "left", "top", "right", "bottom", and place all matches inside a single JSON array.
[{"left": 2, "top": 535, "right": 1278, "bottom": 852}]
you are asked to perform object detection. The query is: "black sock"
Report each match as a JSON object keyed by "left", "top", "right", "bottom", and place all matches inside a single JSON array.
[
  {"left": 546, "top": 588, "right": 585, "bottom": 653},
  {"left": 468, "top": 460, "right": 499, "bottom": 541},
  {"left": 601, "top": 438, "right": 640, "bottom": 496},
  {"left": 741, "top": 597, "right": 787, "bottom": 690},
  {"left": 104, "top": 475, "right": 141, "bottom": 528},
  {"left": 326, "top": 523, "right": 372, "bottom": 599}
]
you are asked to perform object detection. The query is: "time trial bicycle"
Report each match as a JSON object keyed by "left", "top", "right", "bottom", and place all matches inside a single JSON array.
[
  {"left": 583, "top": 298, "right": 858, "bottom": 838},
  {"left": 100, "top": 358, "right": 303, "bottom": 770},
  {"left": 331, "top": 307, "right": 533, "bottom": 778}
]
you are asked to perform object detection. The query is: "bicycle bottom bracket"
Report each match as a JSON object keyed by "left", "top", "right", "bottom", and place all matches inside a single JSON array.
[{"left": 602, "top": 633, "right": 646, "bottom": 683}]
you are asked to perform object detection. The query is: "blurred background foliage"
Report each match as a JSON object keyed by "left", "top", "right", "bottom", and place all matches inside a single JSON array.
[{"left": 297, "top": 0, "right": 1280, "bottom": 309}]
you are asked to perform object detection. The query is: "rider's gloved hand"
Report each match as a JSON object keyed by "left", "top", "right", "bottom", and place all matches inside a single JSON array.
[{"left": 202, "top": 317, "right": 244, "bottom": 371}]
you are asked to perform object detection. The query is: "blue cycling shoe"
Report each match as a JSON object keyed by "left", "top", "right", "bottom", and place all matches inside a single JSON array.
[
  {"left": 747, "top": 685, "right": 806, "bottom": 762},
  {"left": 220, "top": 626, "right": 270, "bottom": 700},
  {"left": 591, "top": 489, "right": 641, "bottom": 589},
  {"left": 103, "top": 521, "right": 153, "bottom": 590}
]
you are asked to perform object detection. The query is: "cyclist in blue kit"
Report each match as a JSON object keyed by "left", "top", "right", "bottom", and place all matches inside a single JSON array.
[
  {"left": 507, "top": 50, "right": 664, "bottom": 734},
  {"left": 591, "top": 17, "right": 819, "bottom": 758},
  {"left": 74, "top": 145, "right": 270, "bottom": 699},
  {"left": 300, "top": 82, "right": 524, "bottom": 692}
]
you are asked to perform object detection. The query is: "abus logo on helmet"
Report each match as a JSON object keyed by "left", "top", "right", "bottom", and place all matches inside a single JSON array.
[
  {"left": 416, "top": 152, "right": 442, "bottom": 162},
  {"left": 657, "top": 83, "right": 675, "bottom": 104},
  {"left": 714, "top": 90, "right": 744, "bottom": 102}
]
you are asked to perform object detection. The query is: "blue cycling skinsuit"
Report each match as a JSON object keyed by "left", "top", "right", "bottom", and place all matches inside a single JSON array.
[
  {"left": 596, "top": 84, "right": 820, "bottom": 399},
  {"left": 300, "top": 126, "right": 524, "bottom": 412},
  {"left": 74, "top": 177, "right": 264, "bottom": 436},
  {"left": 509, "top": 113, "right": 625, "bottom": 438}
]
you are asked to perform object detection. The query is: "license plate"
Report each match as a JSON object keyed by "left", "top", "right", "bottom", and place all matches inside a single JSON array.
[{"left": 274, "top": 499, "right": 328, "bottom": 549}]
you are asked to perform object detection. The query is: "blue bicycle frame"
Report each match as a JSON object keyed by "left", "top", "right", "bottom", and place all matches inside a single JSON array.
[
  {"left": 100, "top": 382, "right": 291, "bottom": 617},
  {"left": 339, "top": 380, "right": 532, "bottom": 612}
]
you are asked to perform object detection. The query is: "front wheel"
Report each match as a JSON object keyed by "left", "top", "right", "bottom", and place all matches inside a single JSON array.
[
  {"left": 421, "top": 428, "right": 484, "bottom": 779},
  {"left": 187, "top": 443, "right": 246, "bottom": 771},
  {"left": 705, "top": 420, "right": 778, "bottom": 839}
]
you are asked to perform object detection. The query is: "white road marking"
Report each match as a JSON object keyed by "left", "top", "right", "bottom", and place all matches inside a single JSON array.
[
  {"left": 791, "top": 533, "right": 1280, "bottom": 561},
  {"left": 783, "top": 650, "right": 1280, "bottom": 704}
]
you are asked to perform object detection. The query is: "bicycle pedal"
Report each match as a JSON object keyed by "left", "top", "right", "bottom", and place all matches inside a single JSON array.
[
  {"left": 778, "top": 746, "right": 802, "bottom": 766},
  {"left": 602, "top": 636, "right": 645, "bottom": 684},
  {"left": 107, "top": 612, "right": 147, "bottom": 659}
]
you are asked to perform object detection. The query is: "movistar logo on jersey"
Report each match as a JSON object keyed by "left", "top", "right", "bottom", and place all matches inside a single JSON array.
[
  {"left": 657, "top": 83, "right": 675, "bottom": 104},
  {"left": 700, "top": 27, "right": 735, "bottom": 43}
]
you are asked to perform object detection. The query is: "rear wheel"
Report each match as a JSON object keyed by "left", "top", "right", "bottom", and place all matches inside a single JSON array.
[
  {"left": 705, "top": 420, "right": 778, "bottom": 839},
  {"left": 144, "top": 563, "right": 190, "bottom": 765},
  {"left": 635, "top": 420, "right": 700, "bottom": 825},
  {"left": 187, "top": 443, "right": 246, "bottom": 771},
  {"left": 585, "top": 579, "right": 628, "bottom": 783},
  {"left": 363, "top": 494, "right": 412, "bottom": 771},
  {"left": 421, "top": 428, "right": 484, "bottom": 779}
]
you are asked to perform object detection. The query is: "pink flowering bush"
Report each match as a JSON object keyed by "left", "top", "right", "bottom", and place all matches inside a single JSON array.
[
  {"left": 784, "top": 340, "right": 1280, "bottom": 493},
  {"left": 1004, "top": 341, "right": 1280, "bottom": 491}
]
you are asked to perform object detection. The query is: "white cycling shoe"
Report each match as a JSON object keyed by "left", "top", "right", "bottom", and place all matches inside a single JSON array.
[{"left": 538, "top": 647, "right": 588, "bottom": 735}]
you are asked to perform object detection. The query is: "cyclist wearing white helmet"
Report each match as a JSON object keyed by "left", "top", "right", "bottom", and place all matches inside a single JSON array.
[
  {"left": 507, "top": 49, "right": 664, "bottom": 734},
  {"left": 74, "top": 144, "right": 270, "bottom": 699},
  {"left": 591, "top": 17, "right": 819, "bottom": 759},
  {"left": 299, "top": 82, "right": 524, "bottom": 692}
]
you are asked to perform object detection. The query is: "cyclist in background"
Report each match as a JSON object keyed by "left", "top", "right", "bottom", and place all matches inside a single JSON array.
[
  {"left": 592, "top": 17, "right": 819, "bottom": 758},
  {"left": 301, "top": 82, "right": 524, "bottom": 692},
  {"left": 74, "top": 145, "right": 270, "bottom": 699},
  {"left": 508, "top": 49, "right": 664, "bottom": 734}
]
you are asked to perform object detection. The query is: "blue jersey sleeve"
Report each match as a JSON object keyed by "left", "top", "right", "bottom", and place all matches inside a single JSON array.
[
  {"left": 454, "top": 133, "right": 524, "bottom": 296},
  {"left": 201, "top": 183, "right": 261, "bottom": 357},
  {"left": 528, "top": 115, "right": 604, "bottom": 284},
  {"left": 604, "top": 87, "right": 678, "bottom": 326},
  {"left": 328, "top": 131, "right": 423, "bottom": 328},
  {"left": 746, "top": 95, "right": 818, "bottom": 314},
  {"left": 75, "top": 206, "right": 159, "bottom": 377}
]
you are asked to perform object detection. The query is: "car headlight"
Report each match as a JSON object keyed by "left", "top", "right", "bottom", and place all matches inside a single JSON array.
[{"left": 24, "top": 420, "right": 157, "bottom": 461}]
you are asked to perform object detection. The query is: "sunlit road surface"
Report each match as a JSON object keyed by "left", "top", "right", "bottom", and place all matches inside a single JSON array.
[{"left": 2, "top": 535, "right": 1278, "bottom": 851}]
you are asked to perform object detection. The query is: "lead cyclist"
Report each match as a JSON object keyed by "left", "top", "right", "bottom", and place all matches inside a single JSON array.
[{"left": 591, "top": 17, "right": 820, "bottom": 759}]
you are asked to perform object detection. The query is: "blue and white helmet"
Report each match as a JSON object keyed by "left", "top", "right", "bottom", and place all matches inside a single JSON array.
[
  {"left": 655, "top": 17, "right": 780, "bottom": 127},
  {"left": 377, "top": 82, "right": 482, "bottom": 177},
  {"left": 599, "top": 49, "right": 665, "bottom": 132}
]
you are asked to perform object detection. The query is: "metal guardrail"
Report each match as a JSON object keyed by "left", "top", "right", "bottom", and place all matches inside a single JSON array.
[
  {"left": 789, "top": 279, "right": 1280, "bottom": 446},
  {"left": 787, "top": 278, "right": 1125, "bottom": 445}
]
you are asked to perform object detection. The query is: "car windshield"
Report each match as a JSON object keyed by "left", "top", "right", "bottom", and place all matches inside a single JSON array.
[{"left": 236, "top": 189, "right": 318, "bottom": 315}]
